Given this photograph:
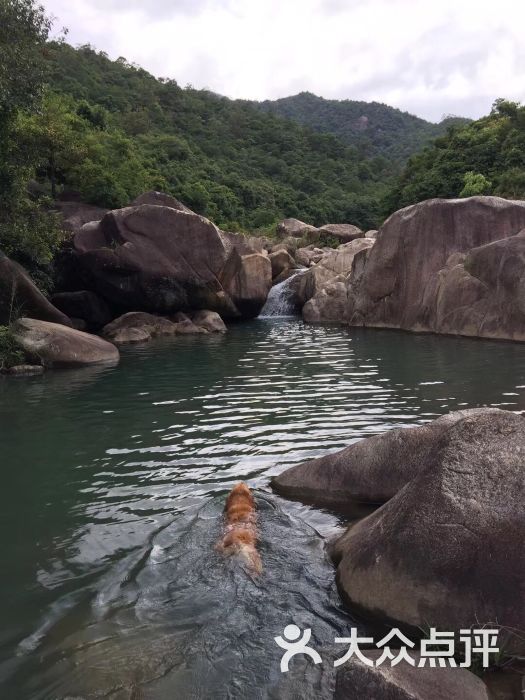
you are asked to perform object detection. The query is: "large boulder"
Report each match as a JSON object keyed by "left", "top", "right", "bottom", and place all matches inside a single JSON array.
[
  {"left": 55, "top": 200, "right": 108, "bottom": 234},
  {"left": 317, "top": 238, "right": 374, "bottom": 276},
  {"left": 0, "top": 254, "right": 71, "bottom": 327},
  {"left": 335, "top": 651, "right": 489, "bottom": 700},
  {"left": 72, "top": 204, "right": 272, "bottom": 320},
  {"left": 349, "top": 197, "right": 525, "bottom": 337},
  {"left": 300, "top": 239, "right": 375, "bottom": 321},
  {"left": 302, "top": 276, "right": 349, "bottom": 323},
  {"left": 329, "top": 410, "right": 525, "bottom": 641},
  {"left": 51, "top": 291, "right": 112, "bottom": 331},
  {"left": 432, "top": 230, "right": 525, "bottom": 341},
  {"left": 270, "top": 237, "right": 300, "bottom": 256},
  {"left": 295, "top": 246, "right": 324, "bottom": 268},
  {"left": 269, "top": 249, "right": 296, "bottom": 280},
  {"left": 131, "top": 191, "right": 194, "bottom": 214},
  {"left": 272, "top": 409, "right": 496, "bottom": 508},
  {"left": 291, "top": 265, "right": 335, "bottom": 308},
  {"left": 276, "top": 218, "right": 317, "bottom": 240},
  {"left": 12, "top": 318, "right": 119, "bottom": 367},
  {"left": 318, "top": 223, "right": 364, "bottom": 243}
]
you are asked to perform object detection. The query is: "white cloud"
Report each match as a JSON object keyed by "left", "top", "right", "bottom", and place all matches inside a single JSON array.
[{"left": 43, "top": 0, "right": 525, "bottom": 121}]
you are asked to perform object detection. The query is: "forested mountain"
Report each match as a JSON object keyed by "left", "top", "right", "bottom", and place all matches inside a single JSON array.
[
  {"left": 385, "top": 99, "right": 525, "bottom": 213},
  {"left": 254, "top": 92, "right": 469, "bottom": 166},
  {"left": 40, "top": 42, "right": 389, "bottom": 232}
]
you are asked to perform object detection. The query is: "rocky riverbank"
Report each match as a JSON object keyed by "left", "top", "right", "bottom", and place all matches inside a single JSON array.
[
  {"left": 272, "top": 407, "right": 525, "bottom": 697},
  {"left": 280, "top": 196, "right": 525, "bottom": 343}
]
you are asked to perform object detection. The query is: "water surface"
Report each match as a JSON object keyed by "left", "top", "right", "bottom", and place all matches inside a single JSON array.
[{"left": 2, "top": 319, "right": 525, "bottom": 699}]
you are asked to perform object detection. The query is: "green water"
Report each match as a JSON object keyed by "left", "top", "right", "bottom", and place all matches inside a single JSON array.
[{"left": 1, "top": 319, "right": 525, "bottom": 699}]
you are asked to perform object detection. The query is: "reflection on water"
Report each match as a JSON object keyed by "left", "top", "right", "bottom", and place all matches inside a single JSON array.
[{"left": 1, "top": 320, "right": 525, "bottom": 699}]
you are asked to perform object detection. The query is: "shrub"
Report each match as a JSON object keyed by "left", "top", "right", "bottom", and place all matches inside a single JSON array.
[{"left": 0, "top": 326, "right": 25, "bottom": 370}]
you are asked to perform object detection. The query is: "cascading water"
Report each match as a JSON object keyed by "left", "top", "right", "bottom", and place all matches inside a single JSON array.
[{"left": 259, "top": 269, "right": 305, "bottom": 317}]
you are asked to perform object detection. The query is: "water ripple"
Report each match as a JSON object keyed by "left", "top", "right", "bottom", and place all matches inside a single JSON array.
[{"left": 2, "top": 320, "right": 525, "bottom": 698}]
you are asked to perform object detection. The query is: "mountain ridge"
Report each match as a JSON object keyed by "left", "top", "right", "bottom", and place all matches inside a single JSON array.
[{"left": 252, "top": 91, "right": 470, "bottom": 165}]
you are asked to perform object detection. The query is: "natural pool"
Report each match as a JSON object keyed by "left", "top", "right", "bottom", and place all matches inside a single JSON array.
[{"left": 2, "top": 319, "right": 525, "bottom": 699}]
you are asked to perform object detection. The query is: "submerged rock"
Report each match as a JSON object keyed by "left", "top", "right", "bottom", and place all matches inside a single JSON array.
[
  {"left": 0, "top": 254, "right": 71, "bottom": 327},
  {"left": 101, "top": 310, "right": 220, "bottom": 344},
  {"left": 12, "top": 318, "right": 119, "bottom": 367},
  {"left": 171, "top": 312, "right": 209, "bottom": 334},
  {"left": 4, "top": 364, "right": 44, "bottom": 376},
  {"left": 102, "top": 312, "right": 177, "bottom": 344},
  {"left": 335, "top": 651, "right": 489, "bottom": 700},
  {"left": 192, "top": 310, "right": 227, "bottom": 333}
]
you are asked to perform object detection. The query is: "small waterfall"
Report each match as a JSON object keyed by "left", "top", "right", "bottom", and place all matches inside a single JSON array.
[{"left": 259, "top": 270, "right": 304, "bottom": 317}]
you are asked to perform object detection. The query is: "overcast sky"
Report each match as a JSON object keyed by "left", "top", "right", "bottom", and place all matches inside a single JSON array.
[{"left": 42, "top": 0, "right": 525, "bottom": 122}]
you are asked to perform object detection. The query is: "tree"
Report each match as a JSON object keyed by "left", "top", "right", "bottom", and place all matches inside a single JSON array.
[
  {"left": 0, "top": 0, "right": 52, "bottom": 195},
  {"left": 459, "top": 171, "right": 492, "bottom": 198},
  {"left": 0, "top": 0, "right": 63, "bottom": 278},
  {"left": 16, "top": 90, "right": 88, "bottom": 198}
]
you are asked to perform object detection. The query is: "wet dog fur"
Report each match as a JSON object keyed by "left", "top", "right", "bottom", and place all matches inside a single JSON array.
[{"left": 216, "top": 482, "right": 262, "bottom": 574}]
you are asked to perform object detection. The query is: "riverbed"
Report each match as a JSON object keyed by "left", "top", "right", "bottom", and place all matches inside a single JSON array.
[{"left": 2, "top": 319, "right": 525, "bottom": 699}]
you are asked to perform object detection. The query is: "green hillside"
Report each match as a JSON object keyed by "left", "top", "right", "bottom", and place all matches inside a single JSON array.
[
  {"left": 385, "top": 99, "right": 525, "bottom": 213},
  {"left": 254, "top": 91, "right": 469, "bottom": 167},
  {"left": 41, "top": 42, "right": 390, "bottom": 231}
]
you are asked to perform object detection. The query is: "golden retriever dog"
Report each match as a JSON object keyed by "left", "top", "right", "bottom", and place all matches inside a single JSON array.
[{"left": 216, "top": 482, "right": 262, "bottom": 574}]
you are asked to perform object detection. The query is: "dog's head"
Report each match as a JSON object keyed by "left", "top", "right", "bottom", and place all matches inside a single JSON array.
[{"left": 225, "top": 482, "right": 255, "bottom": 512}]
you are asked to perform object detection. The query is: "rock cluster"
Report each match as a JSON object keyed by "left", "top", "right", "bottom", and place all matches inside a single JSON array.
[
  {"left": 71, "top": 203, "right": 271, "bottom": 321},
  {"left": 273, "top": 408, "right": 525, "bottom": 651}
]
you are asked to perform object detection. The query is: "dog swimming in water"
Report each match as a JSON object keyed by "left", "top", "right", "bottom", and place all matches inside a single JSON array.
[{"left": 216, "top": 482, "right": 262, "bottom": 574}]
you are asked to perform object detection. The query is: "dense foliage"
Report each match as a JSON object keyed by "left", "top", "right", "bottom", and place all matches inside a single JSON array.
[
  {"left": 0, "top": 325, "right": 25, "bottom": 369},
  {"left": 41, "top": 42, "right": 395, "bottom": 231},
  {"left": 0, "top": 0, "right": 63, "bottom": 276},
  {"left": 385, "top": 100, "right": 525, "bottom": 213},
  {"left": 254, "top": 92, "right": 469, "bottom": 169}
]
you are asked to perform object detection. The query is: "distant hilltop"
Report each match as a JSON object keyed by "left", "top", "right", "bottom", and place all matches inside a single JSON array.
[{"left": 252, "top": 91, "right": 470, "bottom": 164}]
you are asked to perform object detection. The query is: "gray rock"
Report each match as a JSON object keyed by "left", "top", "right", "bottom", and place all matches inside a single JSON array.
[
  {"left": 432, "top": 230, "right": 525, "bottom": 341},
  {"left": 12, "top": 318, "right": 119, "bottom": 367},
  {"left": 318, "top": 223, "right": 364, "bottom": 243},
  {"left": 349, "top": 197, "right": 525, "bottom": 337},
  {"left": 51, "top": 290, "right": 112, "bottom": 331},
  {"left": 276, "top": 218, "right": 317, "bottom": 240},
  {"left": 4, "top": 364, "right": 44, "bottom": 376},
  {"left": 269, "top": 249, "right": 296, "bottom": 280},
  {"left": 72, "top": 205, "right": 272, "bottom": 320},
  {"left": 102, "top": 312, "right": 178, "bottom": 344},
  {"left": 0, "top": 254, "right": 71, "bottom": 327},
  {"left": 335, "top": 650, "right": 489, "bottom": 700},
  {"left": 272, "top": 409, "right": 497, "bottom": 508},
  {"left": 192, "top": 310, "right": 227, "bottom": 333},
  {"left": 131, "top": 191, "right": 194, "bottom": 214},
  {"left": 330, "top": 409, "right": 525, "bottom": 643}
]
